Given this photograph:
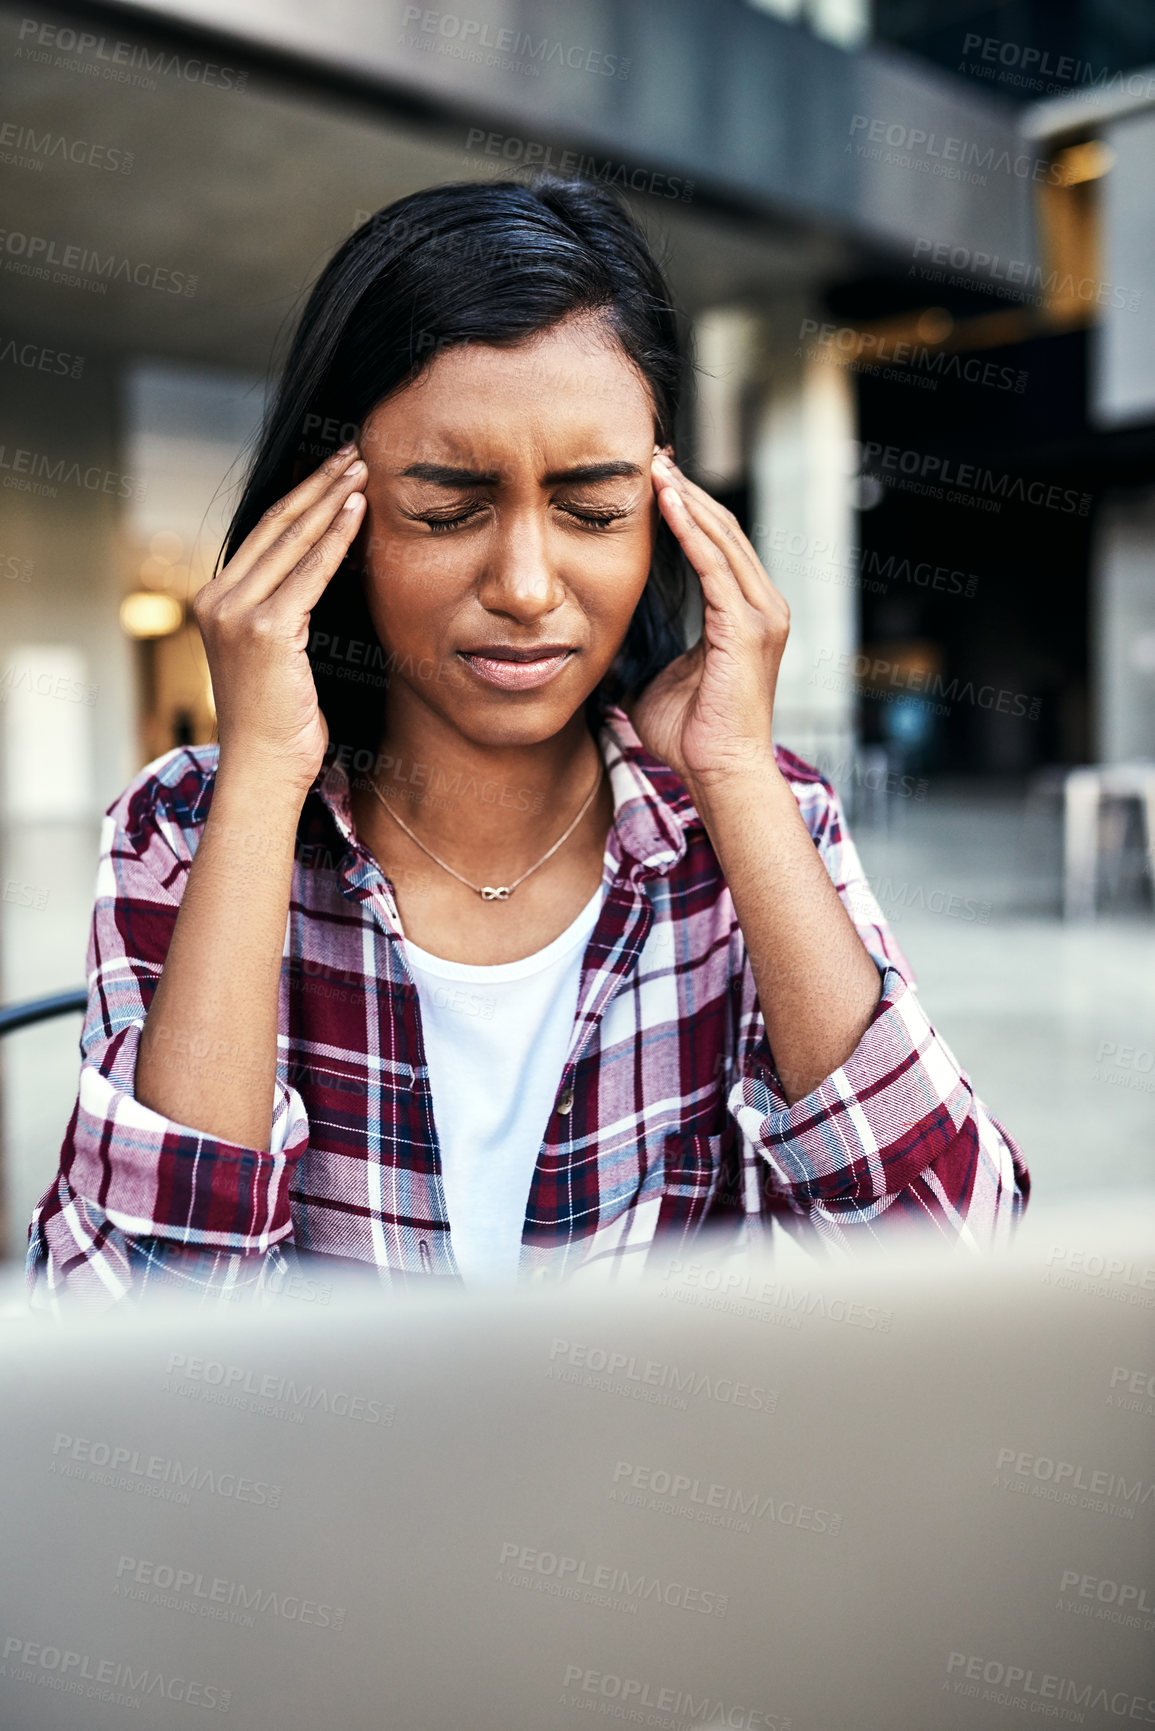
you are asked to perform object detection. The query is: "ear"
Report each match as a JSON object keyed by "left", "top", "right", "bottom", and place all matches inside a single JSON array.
[{"left": 650, "top": 445, "right": 676, "bottom": 518}]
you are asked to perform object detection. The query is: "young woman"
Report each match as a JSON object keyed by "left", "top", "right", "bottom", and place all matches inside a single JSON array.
[{"left": 27, "top": 176, "right": 1027, "bottom": 1309}]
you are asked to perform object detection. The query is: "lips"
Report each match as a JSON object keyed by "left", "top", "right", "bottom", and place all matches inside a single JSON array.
[{"left": 458, "top": 646, "right": 576, "bottom": 692}]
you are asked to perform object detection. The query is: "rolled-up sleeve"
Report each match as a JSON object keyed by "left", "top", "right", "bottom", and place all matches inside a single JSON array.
[
  {"left": 25, "top": 752, "right": 310, "bottom": 1313},
  {"left": 726, "top": 762, "right": 1029, "bottom": 1251}
]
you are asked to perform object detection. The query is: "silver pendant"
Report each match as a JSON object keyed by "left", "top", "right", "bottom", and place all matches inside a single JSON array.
[{"left": 480, "top": 886, "right": 511, "bottom": 901}]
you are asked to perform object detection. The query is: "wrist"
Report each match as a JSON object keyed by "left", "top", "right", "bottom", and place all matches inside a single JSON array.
[
  {"left": 206, "top": 760, "right": 312, "bottom": 870},
  {"left": 215, "top": 748, "right": 318, "bottom": 809},
  {"left": 683, "top": 746, "right": 784, "bottom": 813}
]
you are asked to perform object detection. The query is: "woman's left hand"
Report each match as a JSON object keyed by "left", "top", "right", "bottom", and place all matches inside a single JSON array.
[{"left": 628, "top": 448, "right": 789, "bottom": 791}]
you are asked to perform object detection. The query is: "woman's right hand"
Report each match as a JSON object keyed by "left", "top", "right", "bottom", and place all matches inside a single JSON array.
[{"left": 193, "top": 443, "right": 367, "bottom": 795}]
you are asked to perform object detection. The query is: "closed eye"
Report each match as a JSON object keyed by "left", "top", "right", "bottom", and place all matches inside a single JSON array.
[
  {"left": 413, "top": 504, "right": 484, "bottom": 534},
  {"left": 414, "top": 503, "right": 634, "bottom": 534},
  {"left": 566, "top": 506, "right": 633, "bottom": 530}
]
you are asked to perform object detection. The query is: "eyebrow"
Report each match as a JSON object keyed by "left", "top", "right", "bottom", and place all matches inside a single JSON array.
[{"left": 397, "top": 460, "right": 645, "bottom": 487}]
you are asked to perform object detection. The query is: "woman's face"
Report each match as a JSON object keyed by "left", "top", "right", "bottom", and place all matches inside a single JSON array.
[{"left": 355, "top": 311, "right": 666, "bottom": 747}]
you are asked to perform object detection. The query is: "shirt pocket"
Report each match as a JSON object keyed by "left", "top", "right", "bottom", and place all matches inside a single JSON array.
[{"left": 653, "top": 1130, "right": 725, "bottom": 1244}]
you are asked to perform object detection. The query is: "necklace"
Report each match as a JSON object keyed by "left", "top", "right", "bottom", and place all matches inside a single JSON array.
[{"left": 364, "top": 757, "right": 604, "bottom": 901}]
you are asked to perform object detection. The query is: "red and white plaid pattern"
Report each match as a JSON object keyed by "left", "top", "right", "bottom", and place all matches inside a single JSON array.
[{"left": 26, "top": 706, "right": 1029, "bottom": 1311}]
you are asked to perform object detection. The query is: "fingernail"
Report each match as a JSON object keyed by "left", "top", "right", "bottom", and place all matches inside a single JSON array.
[{"left": 335, "top": 441, "right": 357, "bottom": 458}]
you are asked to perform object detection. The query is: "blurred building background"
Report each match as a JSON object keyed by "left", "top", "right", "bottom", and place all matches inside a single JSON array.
[{"left": 2, "top": 0, "right": 1153, "bottom": 1258}]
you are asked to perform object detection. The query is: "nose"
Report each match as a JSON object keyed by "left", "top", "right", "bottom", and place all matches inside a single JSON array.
[{"left": 475, "top": 515, "right": 567, "bottom": 624}]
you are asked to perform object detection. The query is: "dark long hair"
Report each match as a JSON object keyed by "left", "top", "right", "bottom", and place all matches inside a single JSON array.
[{"left": 222, "top": 174, "right": 692, "bottom": 758}]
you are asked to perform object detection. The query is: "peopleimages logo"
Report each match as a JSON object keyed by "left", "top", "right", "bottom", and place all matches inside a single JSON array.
[
  {"left": 944, "top": 1651, "right": 1155, "bottom": 1721},
  {"left": 0, "top": 551, "right": 34, "bottom": 582},
  {"left": 164, "top": 1351, "right": 393, "bottom": 1424},
  {"left": 994, "top": 1445, "right": 1155, "bottom": 1520},
  {"left": 848, "top": 114, "right": 1069, "bottom": 185},
  {"left": 1108, "top": 1365, "right": 1155, "bottom": 1414},
  {"left": 812, "top": 648, "right": 1041, "bottom": 721},
  {"left": 15, "top": 18, "right": 250, "bottom": 92},
  {"left": 800, "top": 318, "right": 1027, "bottom": 393},
  {"left": 50, "top": 1431, "right": 283, "bottom": 1510},
  {"left": 1059, "top": 1568, "right": 1155, "bottom": 1617},
  {"left": 0, "top": 228, "right": 197, "bottom": 297},
  {"left": 0, "top": 119, "right": 133, "bottom": 173},
  {"left": 497, "top": 1541, "right": 728, "bottom": 1616},
  {"left": 0, "top": 443, "right": 143, "bottom": 500},
  {"left": 959, "top": 31, "right": 1155, "bottom": 101},
  {"left": 1043, "top": 1244, "right": 1155, "bottom": 1309},
  {"left": 660, "top": 1258, "right": 894, "bottom": 1331},
  {"left": 759, "top": 526, "right": 980, "bottom": 601},
  {"left": 856, "top": 439, "right": 1091, "bottom": 516},
  {"left": 547, "top": 1338, "right": 777, "bottom": 1412},
  {"left": 0, "top": 663, "right": 98, "bottom": 706},
  {"left": 114, "top": 1554, "right": 346, "bottom": 1631},
  {"left": 911, "top": 238, "right": 1141, "bottom": 313},
  {"left": 816, "top": 754, "right": 928, "bottom": 802},
  {"left": 559, "top": 1664, "right": 787, "bottom": 1728},
  {"left": 1093, "top": 1041, "right": 1155, "bottom": 1098},
  {"left": 2, "top": 877, "right": 49, "bottom": 909},
  {"left": 0, "top": 336, "right": 84, "bottom": 377},
  {"left": 464, "top": 128, "right": 693, "bottom": 201},
  {"left": 611, "top": 1460, "right": 843, "bottom": 1537},
  {"left": 860, "top": 876, "right": 991, "bottom": 926},
  {"left": 2, "top": 1636, "right": 232, "bottom": 1713},
  {"left": 399, "top": 7, "right": 631, "bottom": 79}
]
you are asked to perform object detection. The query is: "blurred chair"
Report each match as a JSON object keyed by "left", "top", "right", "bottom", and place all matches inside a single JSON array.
[
  {"left": 815, "top": 742, "right": 894, "bottom": 832},
  {"left": 853, "top": 743, "right": 893, "bottom": 831},
  {"left": 0, "top": 997, "right": 86, "bottom": 1267},
  {"left": 1063, "top": 764, "right": 1155, "bottom": 919},
  {"left": 0, "top": 991, "right": 86, "bottom": 1258},
  {"left": 0, "top": 990, "right": 87, "bottom": 1039}
]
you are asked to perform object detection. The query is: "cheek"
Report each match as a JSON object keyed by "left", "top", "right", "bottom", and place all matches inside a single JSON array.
[
  {"left": 602, "top": 524, "right": 654, "bottom": 609},
  {"left": 576, "top": 546, "right": 652, "bottom": 649},
  {"left": 360, "top": 560, "right": 427, "bottom": 656},
  {"left": 363, "top": 529, "right": 463, "bottom": 627}
]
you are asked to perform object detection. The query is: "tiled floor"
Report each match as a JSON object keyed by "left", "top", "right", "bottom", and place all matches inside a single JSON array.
[
  {"left": 2, "top": 781, "right": 1152, "bottom": 1263},
  {"left": 848, "top": 778, "right": 1155, "bottom": 1213}
]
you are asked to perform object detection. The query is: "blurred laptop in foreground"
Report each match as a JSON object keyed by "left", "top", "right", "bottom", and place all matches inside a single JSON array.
[{"left": 1, "top": 1198, "right": 1152, "bottom": 1731}]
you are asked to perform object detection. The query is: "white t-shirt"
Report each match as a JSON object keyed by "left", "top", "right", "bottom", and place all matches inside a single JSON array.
[{"left": 401, "top": 882, "right": 604, "bottom": 1286}]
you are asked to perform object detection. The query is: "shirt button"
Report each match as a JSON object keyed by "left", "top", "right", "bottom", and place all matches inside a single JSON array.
[{"left": 556, "top": 1085, "right": 575, "bottom": 1115}]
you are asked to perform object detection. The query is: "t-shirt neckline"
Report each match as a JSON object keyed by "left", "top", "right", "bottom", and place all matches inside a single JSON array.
[{"left": 401, "top": 881, "right": 605, "bottom": 983}]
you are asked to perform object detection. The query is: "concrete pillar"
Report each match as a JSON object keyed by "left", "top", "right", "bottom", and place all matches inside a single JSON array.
[
  {"left": 1091, "top": 489, "right": 1155, "bottom": 763},
  {"left": 681, "top": 305, "right": 765, "bottom": 648},
  {"left": 692, "top": 305, "right": 762, "bottom": 490},
  {"left": 744, "top": 0, "right": 869, "bottom": 48},
  {"left": 748, "top": 296, "right": 858, "bottom": 774}
]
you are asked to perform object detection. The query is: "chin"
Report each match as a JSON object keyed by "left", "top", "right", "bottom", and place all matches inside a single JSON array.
[
  {"left": 444, "top": 664, "right": 607, "bottom": 740},
  {"left": 450, "top": 695, "right": 587, "bottom": 748}
]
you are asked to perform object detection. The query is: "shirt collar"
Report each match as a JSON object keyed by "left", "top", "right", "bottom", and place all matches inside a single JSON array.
[{"left": 303, "top": 703, "right": 696, "bottom": 884}]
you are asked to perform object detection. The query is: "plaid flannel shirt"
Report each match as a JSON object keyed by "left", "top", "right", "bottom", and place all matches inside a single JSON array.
[{"left": 26, "top": 705, "right": 1028, "bottom": 1312}]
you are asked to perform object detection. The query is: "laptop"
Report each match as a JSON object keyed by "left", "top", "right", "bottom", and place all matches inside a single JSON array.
[{"left": 1, "top": 1199, "right": 1152, "bottom": 1731}]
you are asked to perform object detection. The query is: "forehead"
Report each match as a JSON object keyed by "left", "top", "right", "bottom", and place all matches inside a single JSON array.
[{"left": 361, "top": 315, "right": 656, "bottom": 464}]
